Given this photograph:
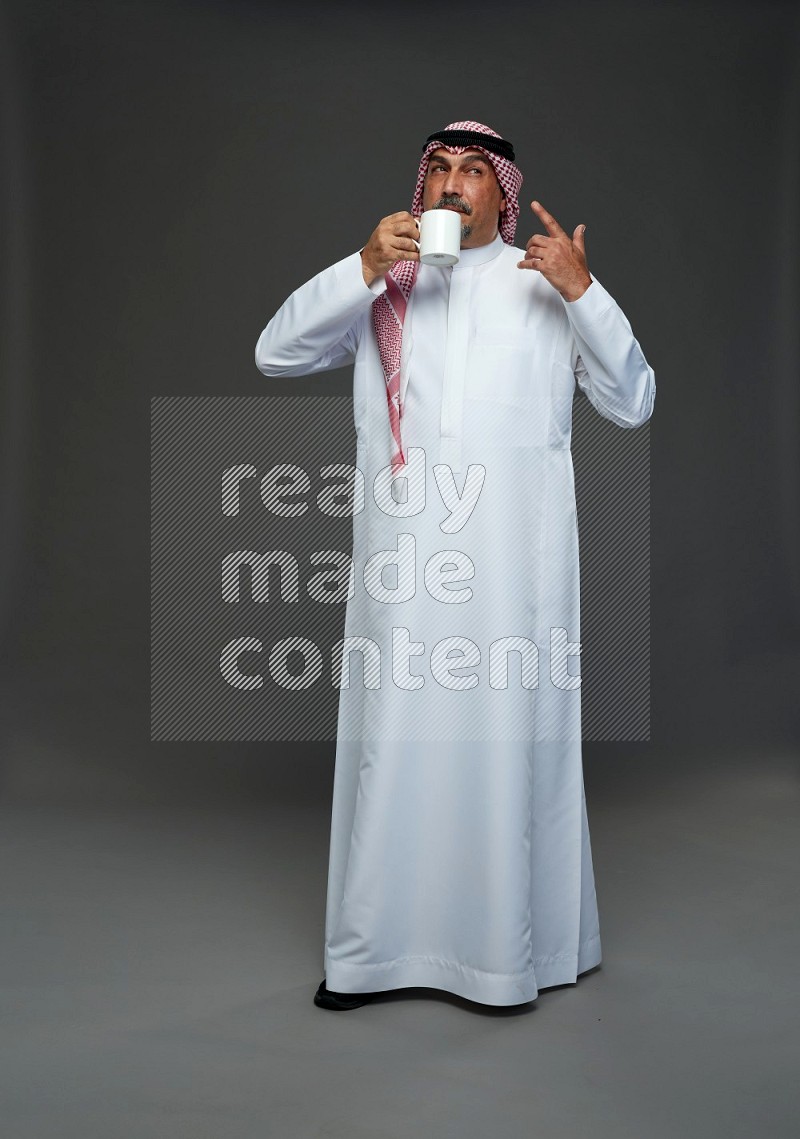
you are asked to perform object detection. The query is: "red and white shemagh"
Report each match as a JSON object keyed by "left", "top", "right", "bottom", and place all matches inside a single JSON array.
[{"left": 372, "top": 120, "right": 524, "bottom": 474}]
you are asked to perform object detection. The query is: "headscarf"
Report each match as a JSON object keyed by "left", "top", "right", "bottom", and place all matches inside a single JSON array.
[{"left": 372, "top": 121, "right": 524, "bottom": 474}]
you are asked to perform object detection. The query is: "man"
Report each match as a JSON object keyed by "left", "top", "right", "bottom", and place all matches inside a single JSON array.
[{"left": 255, "top": 120, "right": 655, "bottom": 1011}]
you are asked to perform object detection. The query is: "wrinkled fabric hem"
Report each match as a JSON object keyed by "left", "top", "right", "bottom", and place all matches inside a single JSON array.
[{"left": 324, "top": 932, "right": 601, "bottom": 1007}]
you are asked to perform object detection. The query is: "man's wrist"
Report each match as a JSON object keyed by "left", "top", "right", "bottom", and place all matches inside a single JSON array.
[
  {"left": 360, "top": 250, "right": 380, "bottom": 287},
  {"left": 561, "top": 276, "right": 593, "bottom": 303}
]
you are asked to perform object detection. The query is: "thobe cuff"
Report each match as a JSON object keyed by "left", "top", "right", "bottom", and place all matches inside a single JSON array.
[
  {"left": 345, "top": 249, "right": 388, "bottom": 298},
  {"left": 335, "top": 250, "right": 389, "bottom": 301},
  {"left": 366, "top": 270, "right": 389, "bottom": 298},
  {"left": 559, "top": 274, "right": 614, "bottom": 323}
]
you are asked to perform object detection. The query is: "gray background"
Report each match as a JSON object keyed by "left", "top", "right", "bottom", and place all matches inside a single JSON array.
[{"left": 1, "top": 2, "right": 798, "bottom": 1137}]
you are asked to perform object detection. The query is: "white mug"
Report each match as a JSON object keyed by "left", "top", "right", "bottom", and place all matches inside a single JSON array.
[{"left": 413, "top": 209, "right": 461, "bottom": 266}]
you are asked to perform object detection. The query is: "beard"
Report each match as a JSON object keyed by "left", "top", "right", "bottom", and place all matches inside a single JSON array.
[{"left": 460, "top": 223, "right": 472, "bottom": 240}]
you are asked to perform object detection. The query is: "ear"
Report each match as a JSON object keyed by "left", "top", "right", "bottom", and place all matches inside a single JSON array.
[{"left": 499, "top": 193, "right": 507, "bottom": 214}]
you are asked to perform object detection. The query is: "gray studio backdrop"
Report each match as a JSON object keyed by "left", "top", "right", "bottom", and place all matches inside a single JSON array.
[{"left": 1, "top": 0, "right": 798, "bottom": 802}]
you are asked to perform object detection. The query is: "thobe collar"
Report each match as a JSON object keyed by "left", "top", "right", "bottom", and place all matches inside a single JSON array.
[{"left": 452, "top": 231, "right": 505, "bottom": 270}]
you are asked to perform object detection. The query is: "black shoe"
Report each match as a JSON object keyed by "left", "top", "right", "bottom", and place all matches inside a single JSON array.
[{"left": 313, "top": 979, "right": 375, "bottom": 1010}]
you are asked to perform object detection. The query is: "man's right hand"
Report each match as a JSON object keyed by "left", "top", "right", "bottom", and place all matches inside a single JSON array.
[{"left": 360, "top": 212, "right": 420, "bottom": 286}]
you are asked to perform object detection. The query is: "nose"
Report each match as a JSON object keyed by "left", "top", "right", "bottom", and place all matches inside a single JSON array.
[{"left": 441, "top": 167, "right": 464, "bottom": 198}]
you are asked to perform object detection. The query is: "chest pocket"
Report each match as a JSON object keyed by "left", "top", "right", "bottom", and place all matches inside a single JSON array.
[{"left": 465, "top": 328, "right": 533, "bottom": 407}]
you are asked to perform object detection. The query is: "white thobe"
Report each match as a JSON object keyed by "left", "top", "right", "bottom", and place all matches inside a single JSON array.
[{"left": 256, "top": 232, "right": 655, "bottom": 1005}]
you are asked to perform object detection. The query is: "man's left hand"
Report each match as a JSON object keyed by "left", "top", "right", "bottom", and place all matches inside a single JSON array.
[{"left": 517, "top": 201, "right": 592, "bottom": 302}]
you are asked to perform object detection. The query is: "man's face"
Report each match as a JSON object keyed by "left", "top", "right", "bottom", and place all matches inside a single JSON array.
[{"left": 421, "top": 148, "right": 507, "bottom": 248}]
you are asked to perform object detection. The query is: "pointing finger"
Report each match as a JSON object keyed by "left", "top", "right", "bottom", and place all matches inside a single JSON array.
[{"left": 531, "top": 200, "right": 566, "bottom": 238}]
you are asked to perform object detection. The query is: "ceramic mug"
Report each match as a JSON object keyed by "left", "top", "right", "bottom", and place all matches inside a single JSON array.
[{"left": 413, "top": 209, "right": 461, "bottom": 266}]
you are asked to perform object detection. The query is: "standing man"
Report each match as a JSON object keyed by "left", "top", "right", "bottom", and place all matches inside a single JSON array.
[{"left": 255, "top": 120, "right": 655, "bottom": 1010}]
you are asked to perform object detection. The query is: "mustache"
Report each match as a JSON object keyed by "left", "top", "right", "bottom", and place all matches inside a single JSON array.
[{"left": 434, "top": 196, "right": 472, "bottom": 214}]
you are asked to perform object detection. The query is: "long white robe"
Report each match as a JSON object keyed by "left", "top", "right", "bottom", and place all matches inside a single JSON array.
[{"left": 256, "top": 232, "right": 655, "bottom": 1005}]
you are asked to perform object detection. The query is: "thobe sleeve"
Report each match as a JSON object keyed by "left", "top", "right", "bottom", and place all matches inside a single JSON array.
[
  {"left": 255, "top": 251, "right": 388, "bottom": 378},
  {"left": 561, "top": 275, "right": 656, "bottom": 428}
]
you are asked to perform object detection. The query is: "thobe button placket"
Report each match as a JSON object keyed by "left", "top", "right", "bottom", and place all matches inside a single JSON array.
[{"left": 440, "top": 267, "right": 471, "bottom": 473}]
